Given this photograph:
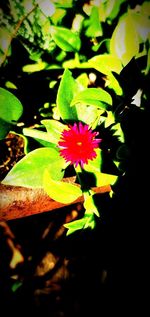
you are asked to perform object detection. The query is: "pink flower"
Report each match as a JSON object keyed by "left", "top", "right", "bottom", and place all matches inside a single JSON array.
[{"left": 58, "top": 122, "right": 101, "bottom": 167}]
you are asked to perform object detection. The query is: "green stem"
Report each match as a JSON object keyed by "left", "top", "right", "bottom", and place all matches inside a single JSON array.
[{"left": 74, "top": 164, "right": 91, "bottom": 195}]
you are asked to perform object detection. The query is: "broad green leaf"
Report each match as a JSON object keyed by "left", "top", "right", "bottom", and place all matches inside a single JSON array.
[
  {"left": 71, "top": 88, "right": 112, "bottom": 110},
  {"left": 41, "top": 119, "right": 66, "bottom": 144},
  {"left": 75, "top": 103, "right": 99, "bottom": 126},
  {"left": 88, "top": 54, "right": 123, "bottom": 75},
  {"left": 43, "top": 170, "right": 82, "bottom": 204},
  {"left": 85, "top": 6, "right": 103, "bottom": 37},
  {"left": 0, "top": 87, "right": 23, "bottom": 139},
  {"left": 2, "top": 148, "right": 65, "bottom": 187},
  {"left": 50, "top": 26, "right": 81, "bottom": 52},
  {"left": 110, "top": 13, "right": 139, "bottom": 65},
  {"left": 56, "top": 68, "right": 78, "bottom": 121}
]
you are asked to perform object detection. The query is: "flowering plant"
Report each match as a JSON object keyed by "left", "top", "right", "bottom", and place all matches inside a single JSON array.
[
  {"left": 0, "top": 0, "right": 149, "bottom": 235},
  {"left": 1, "top": 67, "right": 124, "bottom": 234}
]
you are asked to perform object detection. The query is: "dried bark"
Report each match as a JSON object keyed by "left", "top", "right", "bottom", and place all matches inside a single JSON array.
[{"left": 0, "top": 179, "right": 111, "bottom": 221}]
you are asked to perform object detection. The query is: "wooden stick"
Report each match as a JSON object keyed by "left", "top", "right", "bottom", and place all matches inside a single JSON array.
[{"left": 0, "top": 179, "right": 111, "bottom": 221}]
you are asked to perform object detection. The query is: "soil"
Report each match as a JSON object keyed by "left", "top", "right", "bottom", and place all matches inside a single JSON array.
[{"left": 0, "top": 132, "right": 25, "bottom": 181}]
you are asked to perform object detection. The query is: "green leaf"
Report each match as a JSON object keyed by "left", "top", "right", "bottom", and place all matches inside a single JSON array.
[
  {"left": 2, "top": 147, "right": 65, "bottom": 187},
  {"left": 64, "top": 212, "right": 95, "bottom": 235},
  {"left": 64, "top": 218, "right": 87, "bottom": 235},
  {"left": 43, "top": 169, "right": 82, "bottom": 204},
  {"left": 56, "top": 68, "right": 78, "bottom": 121},
  {"left": 50, "top": 26, "right": 81, "bottom": 52},
  {"left": 5, "top": 81, "right": 17, "bottom": 89},
  {"left": 0, "top": 87, "right": 23, "bottom": 139},
  {"left": 84, "top": 149, "right": 102, "bottom": 173},
  {"left": 94, "top": 172, "right": 118, "bottom": 187},
  {"left": 105, "top": 0, "right": 126, "bottom": 21},
  {"left": 22, "top": 61, "right": 47, "bottom": 73},
  {"left": 84, "top": 193, "right": 100, "bottom": 217},
  {"left": 55, "top": 0, "right": 73, "bottom": 9},
  {"left": 110, "top": 12, "right": 139, "bottom": 65},
  {"left": 41, "top": 119, "right": 65, "bottom": 144},
  {"left": 105, "top": 73, "right": 123, "bottom": 95},
  {"left": 23, "top": 128, "right": 51, "bottom": 143},
  {"left": 88, "top": 54, "right": 123, "bottom": 75},
  {"left": 75, "top": 104, "right": 99, "bottom": 126},
  {"left": 71, "top": 88, "right": 112, "bottom": 110},
  {"left": 76, "top": 73, "right": 89, "bottom": 89},
  {"left": 85, "top": 6, "right": 103, "bottom": 38}
]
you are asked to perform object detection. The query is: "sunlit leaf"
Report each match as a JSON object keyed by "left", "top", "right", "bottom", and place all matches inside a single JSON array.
[
  {"left": 2, "top": 148, "right": 65, "bottom": 187},
  {"left": 56, "top": 68, "right": 78, "bottom": 121},
  {"left": 43, "top": 169, "right": 82, "bottom": 204},
  {"left": 111, "top": 123, "right": 125, "bottom": 143},
  {"left": 71, "top": 88, "right": 112, "bottom": 110},
  {"left": 23, "top": 127, "right": 51, "bottom": 143},
  {"left": 105, "top": 73, "right": 123, "bottom": 95},
  {"left": 76, "top": 73, "right": 89, "bottom": 89},
  {"left": 88, "top": 54, "right": 123, "bottom": 75},
  {"left": 22, "top": 61, "right": 47, "bottom": 73},
  {"left": 41, "top": 119, "right": 66, "bottom": 144},
  {"left": 85, "top": 6, "right": 103, "bottom": 37},
  {"left": 110, "top": 12, "right": 139, "bottom": 65},
  {"left": 84, "top": 193, "right": 100, "bottom": 217},
  {"left": 55, "top": 0, "right": 73, "bottom": 9},
  {"left": 75, "top": 103, "right": 99, "bottom": 126},
  {"left": 91, "top": 172, "right": 117, "bottom": 187},
  {"left": 50, "top": 26, "right": 81, "bottom": 52},
  {"left": 84, "top": 149, "right": 103, "bottom": 173},
  {"left": 5, "top": 81, "right": 17, "bottom": 89}
]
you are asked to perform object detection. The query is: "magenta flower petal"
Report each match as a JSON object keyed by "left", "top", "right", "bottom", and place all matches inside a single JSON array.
[{"left": 58, "top": 122, "right": 101, "bottom": 167}]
